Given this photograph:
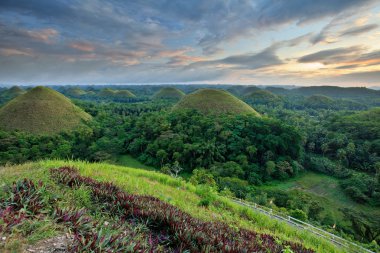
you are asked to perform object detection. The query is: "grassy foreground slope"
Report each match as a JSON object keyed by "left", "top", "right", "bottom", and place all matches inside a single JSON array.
[
  {"left": 0, "top": 86, "right": 91, "bottom": 134},
  {"left": 0, "top": 160, "right": 342, "bottom": 252}
]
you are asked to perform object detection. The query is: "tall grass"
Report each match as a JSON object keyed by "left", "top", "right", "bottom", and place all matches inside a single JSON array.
[{"left": 1, "top": 159, "right": 344, "bottom": 252}]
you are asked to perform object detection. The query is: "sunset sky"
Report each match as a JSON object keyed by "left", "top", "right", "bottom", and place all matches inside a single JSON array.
[{"left": 1, "top": 0, "right": 380, "bottom": 86}]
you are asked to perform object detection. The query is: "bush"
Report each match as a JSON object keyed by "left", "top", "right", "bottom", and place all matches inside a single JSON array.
[{"left": 289, "top": 209, "right": 307, "bottom": 221}]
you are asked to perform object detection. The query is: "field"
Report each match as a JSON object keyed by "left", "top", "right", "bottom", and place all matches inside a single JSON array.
[
  {"left": 259, "top": 172, "right": 380, "bottom": 227},
  {"left": 0, "top": 160, "right": 342, "bottom": 252}
]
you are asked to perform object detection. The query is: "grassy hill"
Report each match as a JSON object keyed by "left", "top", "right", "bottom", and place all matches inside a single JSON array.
[
  {"left": 0, "top": 86, "right": 91, "bottom": 134},
  {"left": 0, "top": 86, "right": 25, "bottom": 105},
  {"left": 243, "top": 86, "right": 261, "bottom": 95},
  {"left": 173, "top": 89, "right": 260, "bottom": 116},
  {"left": 0, "top": 160, "right": 342, "bottom": 252},
  {"left": 304, "top": 94, "right": 334, "bottom": 109},
  {"left": 246, "top": 90, "right": 281, "bottom": 104},
  {"left": 65, "top": 87, "right": 87, "bottom": 97},
  {"left": 153, "top": 87, "right": 185, "bottom": 100},
  {"left": 258, "top": 172, "right": 380, "bottom": 237},
  {"left": 99, "top": 88, "right": 136, "bottom": 98}
]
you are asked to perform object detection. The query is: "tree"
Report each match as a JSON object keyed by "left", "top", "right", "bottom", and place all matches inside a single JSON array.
[
  {"left": 156, "top": 149, "right": 168, "bottom": 167},
  {"left": 290, "top": 209, "right": 307, "bottom": 221},
  {"left": 190, "top": 168, "right": 217, "bottom": 187}
]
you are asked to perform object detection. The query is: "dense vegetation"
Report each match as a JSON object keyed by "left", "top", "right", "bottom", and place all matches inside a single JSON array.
[{"left": 0, "top": 84, "right": 379, "bottom": 251}]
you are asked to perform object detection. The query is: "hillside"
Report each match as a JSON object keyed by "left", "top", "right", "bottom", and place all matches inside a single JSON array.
[
  {"left": 153, "top": 87, "right": 185, "bottom": 100},
  {"left": 0, "top": 86, "right": 91, "bottom": 134},
  {"left": 294, "top": 86, "right": 380, "bottom": 99},
  {"left": 258, "top": 172, "right": 380, "bottom": 243},
  {"left": 304, "top": 94, "right": 334, "bottom": 109},
  {"left": 0, "top": 86, "right": 25, "bottom": 104},
  {"left": 0, "top": 160, "right": 342, "bottom": 252},
  {"left": 246, "top": 90, "right": 281, "bottom": 104},
  {"left": 65, "top": 87, "right": 87, "bottom": 97},
  {"left": 243, "top": 86, "right": 261, "bottom": 95},
  {"left": 173, "top": 89, "right": 260, "bottom": 116},
  {"left": 99, "top": 88, "right": 136, "bottom": 98}
]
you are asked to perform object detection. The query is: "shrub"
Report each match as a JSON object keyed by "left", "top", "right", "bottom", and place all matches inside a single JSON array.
[{"left": 290, "top": 209, "right": 308, "bottom": 221}]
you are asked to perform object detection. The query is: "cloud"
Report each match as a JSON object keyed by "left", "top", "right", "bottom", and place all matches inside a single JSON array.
[
  {"left": 187, "top": 45, "right": 282, "bottom": 70},
  {"left": 298, "top": 46, "right": 365, "bottom": 64},
  {"left": 340, "top": 23, "right": 378, "bottom": 36},
  {"left": 0, "top": 0, "right": 379, "bottom": 85},
  {"left": 70, "top": 41, "right": 95, "bottom": 52}
]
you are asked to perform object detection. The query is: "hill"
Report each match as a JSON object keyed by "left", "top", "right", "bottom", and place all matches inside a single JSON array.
[
  {"left": 153, "top": 87, "right": 185, "bottom": 100},
  {"left": 0, "top": 86, "right": 25, "bottom": 104},
  {"left": 115, "top": 89, "right": 136, "bottom": 98},
  {"left": 294, "top": 86, "right": 379, "bottom": 99},
  {"left": 0, "top": 86, "right": 91, "bottom": 134},
  {"left": 0, "top": 160, "right": 341, "bottom": 252},
  {"left": 65, "top": 87, "right": 87, "bottom": 97},
  {"left": 173, "top": 89, "right": 260, "bottom": 116},
  {"left": 243, "top": 85, "right": 261, "bottom": 95},
  {"left": 99, "top": 88, "right": 136, "bottom": 98},
  {"left": 246, "top": 90, "right": 281, "bottom": 104},
  {"left": 304, "top": 94, "right": 334, "bottom": 109}
]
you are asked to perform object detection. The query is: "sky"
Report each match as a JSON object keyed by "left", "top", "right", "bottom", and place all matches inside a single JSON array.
[{"left": 1, "top": 0, "right": 380, "bottom": 87}]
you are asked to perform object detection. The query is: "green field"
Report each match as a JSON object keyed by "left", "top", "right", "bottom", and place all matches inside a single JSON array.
[
  {"left": 112, "top": 154, "right": 155, "bottom": 170},
  {"left": 0, "top": 160, "right": 342, "bottom": 252},
  {"left": 259, "top": 172, "right": 380, "bottom": 226}
]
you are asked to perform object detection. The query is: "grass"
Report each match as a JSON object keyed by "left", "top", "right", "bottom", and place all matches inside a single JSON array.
[
  {"left": 259, "top": 172, "right": 380, "bottom": 226},
  {"left": 0, "top": 86, "right": 91, "bottom": 134},
  {"left": 173, "top": 88, "right": 261, "bottom": 116},
  {"left": 0, "top": 159, "right": 344, "bottom": 252},
  {"left": 153, "top": 87, "right": 185, "bottom": 100},
  {"left": 112, "top": 154, "right": 155, "bottom": 170},
  {"left": 245, "top": 90, "right": 281, "bottom": 103}
]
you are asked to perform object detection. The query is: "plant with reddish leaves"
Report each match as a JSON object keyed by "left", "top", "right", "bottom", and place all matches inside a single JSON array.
[
  {"left": 0, "top": 206, "right": 26, "bottom": 233},
  {"left": 50, "top": 166, "right": 315, "bottom": 253},
  {"left": 1, "top": 179, "right": 47, "bottom": 215}
]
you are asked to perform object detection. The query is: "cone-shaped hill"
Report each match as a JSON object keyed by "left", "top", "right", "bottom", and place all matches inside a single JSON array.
[
  {"left": 246, "top": 90, "right": 281, "bottom": 104},
  {"left": 173, "top": 89, "right": 260, "bottom": 116},
  {"left": 99, "top": 88, "right": 135, "bottom": 98},
  {"left": 304, "top": 94, "right": 334, "bottom": 109},
  {"left": 153, "top": 87, "right": 185, "bottom": 100},
  {"left": 0, "top": 86, "right": 91, "bottom": 134},
  {"left": 66, "top": 87, "right": 87, "bottom": 97},
  {"left": 0, "top": 86, "right": 25, "bottom": 100}
]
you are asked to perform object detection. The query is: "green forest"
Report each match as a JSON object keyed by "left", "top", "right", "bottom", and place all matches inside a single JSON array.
[{"left": 0, "top": 84, "right": 379, "bottom": 252}]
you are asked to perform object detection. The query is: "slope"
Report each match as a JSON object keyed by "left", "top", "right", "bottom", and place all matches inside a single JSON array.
[
  {"left": 173, "top": 88, "right": 260, "bottom": 116},
  {"left": 0, "top": 160, "right": 342, "bottom": 252},
  {"left": 0, "top": 86, "right": 91, "bottom": 134}
]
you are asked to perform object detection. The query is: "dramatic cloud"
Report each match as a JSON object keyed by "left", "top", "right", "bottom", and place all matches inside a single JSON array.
[
  {"left": 340, "top": 23, "right": 379, "bottom": 37},
  {"left": 298, "top": 46, "right": 365, "bottom": 64},
  {"left": 0, "top": 0, "right": 379, "bottom": 85}
]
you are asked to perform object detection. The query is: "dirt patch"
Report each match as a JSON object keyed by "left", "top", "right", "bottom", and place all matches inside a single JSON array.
[{"left": 24, "top": 234, "right": 72, "bottom": 253}]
